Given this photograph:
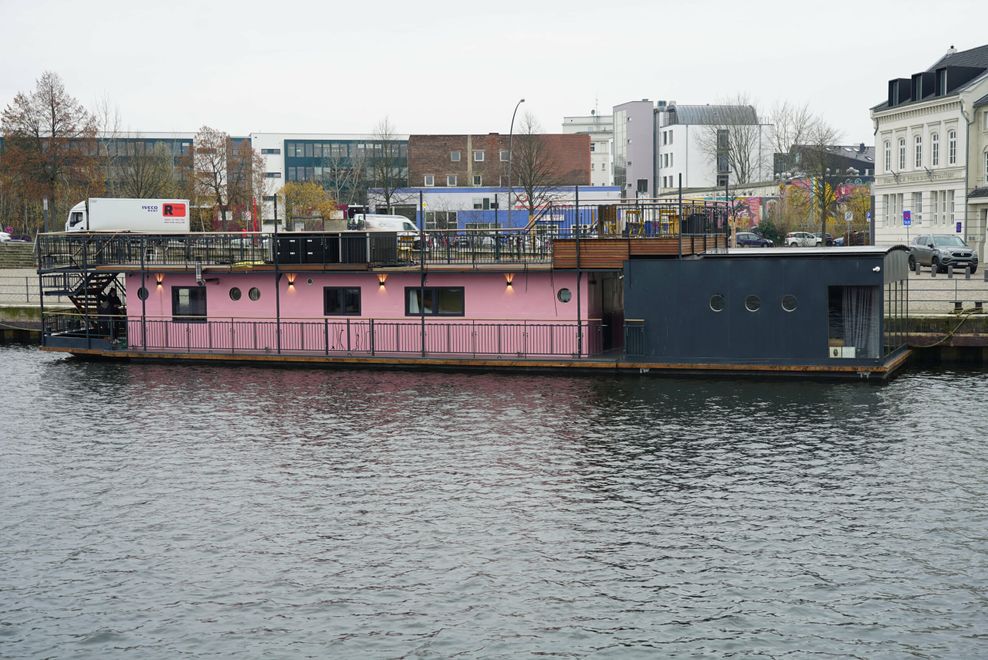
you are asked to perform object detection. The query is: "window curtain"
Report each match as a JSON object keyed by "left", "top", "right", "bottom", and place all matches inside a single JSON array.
[{"left": 842, "top": 286, "right": 880, "bottom": 358}]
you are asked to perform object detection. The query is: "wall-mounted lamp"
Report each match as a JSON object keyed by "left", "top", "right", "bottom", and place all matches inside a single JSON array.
[
  {"left": 286, "top": 273, "right": 296, "bottom": 289},
  {"left": 378, "top": 273, "right": 388, "bottom": 288},
  {"left": 154, "top": 273, "right": 164, "bottom": 288},
  {"left": 504, "top": 273, "right": 514, "bottom": 288}
]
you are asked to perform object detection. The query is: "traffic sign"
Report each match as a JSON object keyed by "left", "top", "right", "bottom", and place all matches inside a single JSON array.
[
  {"left": 844, "top": 211, "right": 853, "bottom": 222},
  {"left": 903, "top": 210, "right": 912, "bottom": 226},
  {"left": 866, "top": 211, "right": 872, "bottom": 220}
]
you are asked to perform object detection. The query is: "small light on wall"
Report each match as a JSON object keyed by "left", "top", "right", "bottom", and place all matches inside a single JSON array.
[
  {"left": 286, "top": 273, "right": 296, "bottom": 289},
  {"left": 504, "top": 273, "right": 514, "bottom": 288},
  {"left": 378, "top": 273, "right": 388, "bottom": 288},
  {"left": 154, "top": 273, "right": 164, "bottom": 288}
]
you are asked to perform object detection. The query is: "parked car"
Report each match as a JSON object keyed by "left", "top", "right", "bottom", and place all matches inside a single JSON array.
[
  {"left": 785, "top": 231, "right": 821, "bottom": 247},
  {"left": 908, "top": 234, "right": 978, "bottom": 273},
  {"left": 813, "top": 232, "right": 835, "bottom": 246},
  {"left": 736, "top": 231, "right": 773, "bottom": 247}
]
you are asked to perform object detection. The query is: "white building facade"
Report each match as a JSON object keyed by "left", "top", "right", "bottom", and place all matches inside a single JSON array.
[
  {"left": 562, "top": 113, "right": 613, "bottom": 187},
  {"left": 872, "top": 44, "right": 988, "bottom": 258}
]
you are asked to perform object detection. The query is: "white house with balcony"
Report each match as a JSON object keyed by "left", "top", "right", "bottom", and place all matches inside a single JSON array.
[{"left": 872, "top": 44, "right": 988, "bottom": 258}]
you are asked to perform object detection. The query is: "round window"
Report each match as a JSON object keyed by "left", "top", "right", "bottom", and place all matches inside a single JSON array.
[
  {"left": 557, "top": 288, "right": 572, "bottom": 303},
  {"left": 745, "top": 295, "right": 761, "bottom": 312},
  {"left": 781, "top": 294, "right": 797, "bottom": 312},
  {"left": 248, "top": 287, "right": 261, "bottom": 301},
  {"left": 229, "top": 287, "right": 242, "bottom": 301},
  {"left": 709, "top": 294, "right": 725, "bottom": 312},
  {"left": 306, "top": 278, "right": 314, "bottom": 286},
  {"left": 137, "top": 287, "right": 149, "bottom": 301}
]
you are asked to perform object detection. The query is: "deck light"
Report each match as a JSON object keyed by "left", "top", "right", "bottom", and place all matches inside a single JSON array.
[
  {"left": 286, "top": 273, "right": 296, "bottom": 289},
  {"left": 378, "top": 273, "right": 388, "bottom": 287},
  {"left": 154, "top": 273, "right": 164, "bottom": 288},
  {"left": 505, "top": 273, "right": 514, "bottom": 287}
]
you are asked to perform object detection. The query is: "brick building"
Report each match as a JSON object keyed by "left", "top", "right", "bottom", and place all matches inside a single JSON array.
[{"left": 408, "top": 133, "right": 590, "bottom": 189}]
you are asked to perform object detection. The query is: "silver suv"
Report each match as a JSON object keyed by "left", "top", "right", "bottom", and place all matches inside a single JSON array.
[{"left": 909, "top": 234, "right": 978, "bottom": 274}]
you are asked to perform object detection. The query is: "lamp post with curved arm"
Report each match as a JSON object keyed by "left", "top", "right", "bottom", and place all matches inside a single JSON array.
[{"left": 504, "top": 98, "right": 525, "bottom": 229}]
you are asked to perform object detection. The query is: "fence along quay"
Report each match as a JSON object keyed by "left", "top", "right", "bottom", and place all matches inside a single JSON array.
[{"left": 34, "top": 197, "right": 912, "bottom": 378}]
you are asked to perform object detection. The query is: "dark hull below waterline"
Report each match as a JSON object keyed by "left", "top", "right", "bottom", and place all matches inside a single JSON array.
[{"left": 41, "top": 345, "right": 913, "bottom": 381}]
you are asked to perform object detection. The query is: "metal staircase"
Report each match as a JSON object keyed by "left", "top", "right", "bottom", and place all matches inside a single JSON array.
[{"left": 43, "top": 272, "right": 123, "bottom": 316}]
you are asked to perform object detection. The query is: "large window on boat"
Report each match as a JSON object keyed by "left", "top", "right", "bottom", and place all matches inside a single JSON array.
[
  {"left": 827, "top": 286, "right": 880, "bottom": 358},
  {"left": 172, "top": 286, "right": 206, "bottom": 323},
  {"left": 405, "top": 287, "right": 465, "bottom": 316},
  {"left": 324, "top": 287, "right": 361, "bottom": 316}
]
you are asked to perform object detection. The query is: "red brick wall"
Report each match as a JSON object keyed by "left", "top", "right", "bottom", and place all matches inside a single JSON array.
[{"left": 408, "top": 134, "right": 590, "bottom": 187}]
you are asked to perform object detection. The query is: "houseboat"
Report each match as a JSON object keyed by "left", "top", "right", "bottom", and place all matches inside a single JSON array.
[{"left": 35, "top": 198, "right": 912, "bottom": 379}]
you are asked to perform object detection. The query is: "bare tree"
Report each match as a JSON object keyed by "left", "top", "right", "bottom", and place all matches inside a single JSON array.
[
  {"left": 511, "top": 113, "right": 563, "bottom": 223},
  {"left": 768, "top": 101, "right": 819, "bottom": 157},
  {"left": 194, "top": 127, "right": 262, "bottom": 230},
  {"left": 694, "top": 95, "right": 763, "bottom": 185},
  {"left": 369, "top": 117, "right": 407, "bottom": 212},
  {"left": 93, "top": 95, "right": 123, "bottom": 196},
  {"left": 1, "top": 71, "right": 96, "bottom": 230},
  {"left": 323, "top": 147, "right": 366, "bottom": 208},
  {"left": 119, "top": 141, "right": 177, "bottom": 198},
  {"left": 798, "top": 121, "right": 845, "bottom": 237}
]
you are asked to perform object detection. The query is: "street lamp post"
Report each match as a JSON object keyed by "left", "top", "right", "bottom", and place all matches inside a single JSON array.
[{"left": 504, "top": 98, "right": 525, "bottom": 230}]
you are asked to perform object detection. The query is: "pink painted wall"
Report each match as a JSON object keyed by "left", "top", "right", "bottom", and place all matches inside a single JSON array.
[
  {"left": 126, "top": 271, "right": 588, "bottom": 322},
  {"left": 123, "top": 271, "right": 596, "bottom": 356}
]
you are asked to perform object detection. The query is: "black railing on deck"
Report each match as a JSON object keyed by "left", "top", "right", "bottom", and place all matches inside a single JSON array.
[{"left": 42, "top": 312, "right": 604, "bottom": 359}]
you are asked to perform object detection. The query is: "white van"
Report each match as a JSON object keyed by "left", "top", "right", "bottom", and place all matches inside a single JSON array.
[{"left": 353, "top": 214, "right": 419, "bottom": 235}]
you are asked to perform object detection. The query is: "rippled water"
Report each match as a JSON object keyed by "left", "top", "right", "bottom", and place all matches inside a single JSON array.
[{"left": 1, "top": 345, "right": 987, "bottom": 658}]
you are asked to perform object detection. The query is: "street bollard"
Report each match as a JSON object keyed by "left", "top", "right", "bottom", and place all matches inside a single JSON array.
[
  {"left": 948, "top": 264, "right": 954, "bottom": 279},
  {"left": 965, "top": 265, "right": 971, "bottom": 280},
  {"left": 931, "top": 264, "right": 936, "bottom": 278}
]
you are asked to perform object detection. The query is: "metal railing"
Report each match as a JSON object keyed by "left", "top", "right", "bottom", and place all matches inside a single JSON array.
[{"left": 42, "top": 311, "right": 605, "bottom": 359}]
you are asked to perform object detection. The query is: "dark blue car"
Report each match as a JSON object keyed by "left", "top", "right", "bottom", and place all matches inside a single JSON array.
[{"left": 736, "top": 231, "right": 773, "bottom": 247}]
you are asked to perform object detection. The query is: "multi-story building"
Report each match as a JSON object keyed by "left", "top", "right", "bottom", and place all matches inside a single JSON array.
[
  {"left": 406, "top": 133, "right": 590, "bottom": 190},
  {"left": 612, "top": 99, "right": 773, "bottom": 198},
  {"left": 250, "top": 132, "right": 409, "bottom": 212},
  {"left": 562, "top": 112, "right": 613, "bottom": 186},
  {"left": 774, "top": 143, "right": 876, "bottom": 179},
  {"left": 871, "top": 44, "right": 988, "bottom": 257}
]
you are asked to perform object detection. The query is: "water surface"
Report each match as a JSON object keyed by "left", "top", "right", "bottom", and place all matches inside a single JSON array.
[{"left": 2, "top": 346, "right": 986, "bottom": 657}]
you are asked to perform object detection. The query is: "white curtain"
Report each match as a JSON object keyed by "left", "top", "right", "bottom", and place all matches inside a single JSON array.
[{"left": 842, "top": 286, "right": 880, "bottom": 358}]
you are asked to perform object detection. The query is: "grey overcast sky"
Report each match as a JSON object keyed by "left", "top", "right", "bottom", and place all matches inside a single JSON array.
[{"left": 1, "top": 0, "right": 984, "bottom": 142}]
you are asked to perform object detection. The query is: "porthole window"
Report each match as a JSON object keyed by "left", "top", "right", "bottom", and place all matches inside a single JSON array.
[
  {"left": 557, "top": 288, "right": 572, "bottom": 303},
  {"left": 137, "top": 287, "right": 149, "bottom": 301},
  {"left": 229, "top": 287, "right": 242, "bottom": 301},
  {"left": 709, "top": 294, "right": 725, "bottom": 312},
  {"left": 306, "top": 278, "right": 314, "bottom": 286},
  {"left": 745, "top": 295, "right": 761, "bottom": 312},
  {"left": 781, "top": 294, "right": 797, "bottom": 312},
  {"left": 248, "top": 287, "right": 261, "bottom": 301}
]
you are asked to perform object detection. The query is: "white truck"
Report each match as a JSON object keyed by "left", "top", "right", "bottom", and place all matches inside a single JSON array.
[{"left": 65, "top": 198, "right": 191, "bottom": 232}]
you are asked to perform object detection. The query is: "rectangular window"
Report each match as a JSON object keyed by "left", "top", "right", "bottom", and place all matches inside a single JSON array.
[
  {"left": 424, "top": 174, "right": 435, "bottom": 186},
  {"left": 948, "top": 190, "right": 955, "bottom": 224},
  {"left": 450, "top": 150, "right": 461, "bottom": 162},
  {"left": 447, "top": 175, "right": 457, "bottom": 186},
  {"left": 304, "top": 143, "right": 313, "bottom": 158},
  {"left": 405, "top": 287, "right": 465, "bottom": 316},
  {"left": 499, "top": 150, "right": 509, "bottom": 162},
  {"left": 930, "top": 191, "right": 939, "bottom": 224},
  {"left": 948, "top": 130, "right": 957, "bottom": 164},
  {"left": 324, "top": 287, "right": 361, "bottom": 316},
  {"left": 914, "top": 135, "right": 922, "bottom": 168},
  {"left": 172, "top": 286, "right": 206, "bottom": 323},
  {"left": 931, "top": 134, "right": 939, "bottom": 166},
  {"left": 473, "top": 174, "right": 482, "bottom": 186},
  {"left": 898, "top": 138, "right": 906, "bottom": 170},
  {"left": 669, "top": 153, "right": 674, "bottom": 167},
  {"left": 264, "top": 172, "right": 281, "bottom": 178},
  {"left": 662, "top": 131, "right": 668, "bottom": 145},
  {"left": 669, "top": 132, "right": 673, "bottom": 145},
  {"left": 261, "top": 148, "right": 281, "bottom": 155},
  {"left": 473, "top": 150, "right": 484, "bottom": 162},
  {"left": 884, "top": 141, "right": 891, "bottom": 173},
  {"left": 589, "top": 143, "right": 596, "bottom": 152},
  {"left": 912, "top": 192, "right": 922, "bottom": 222}
]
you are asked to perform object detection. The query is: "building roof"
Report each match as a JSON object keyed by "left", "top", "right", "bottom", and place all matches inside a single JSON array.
[
  {"left": 969, "top": 187, "right": 988, "bottom": 199},
  {"left": 666, "top": 104, "right": 759, "bottom": 126},
  {"left": 974, "top": 93, "right": 988, "bottom": 108},
  {"left": 927, "top": 44, "right": 988, "bottom": 71}
]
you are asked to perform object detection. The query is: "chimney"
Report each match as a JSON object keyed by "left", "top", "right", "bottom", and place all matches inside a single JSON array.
[
  {"left": 946, "top": 44, "right": 957, "bottom": 56},
  {"left": 859, "top": 142, "right": 865, "bottom": 153}
]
